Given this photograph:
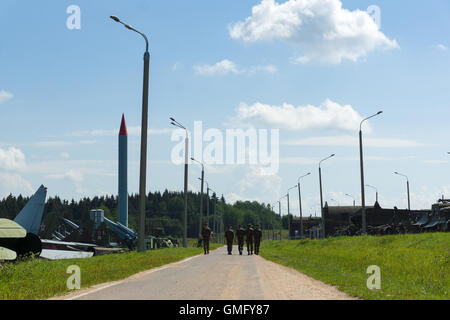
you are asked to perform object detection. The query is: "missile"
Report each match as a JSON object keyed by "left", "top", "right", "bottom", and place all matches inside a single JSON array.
[{"left": 118, "top": 114, "right": 128, "bottom": 227}]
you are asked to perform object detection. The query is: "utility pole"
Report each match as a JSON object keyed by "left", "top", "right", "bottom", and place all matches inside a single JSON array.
[
  {"left": 192, "top": 158, "right": 204, "bottom": 239},
  {"left": 110, "top": 15, "right": 150, "bottom": 252},
  {"left": 359, "top": 111, "right": 383, "bottom": 234},
  {"left": 298, "top": 173, "right": 311, "bottom": 238},
  {"left": 170, "top": 117, "right": 189, "bottom": 248},
  {"left": 319, "top": 154, "right": 335, "bottom": 239},
  {"left": 394, "top": 172, "right": 410, "bottom": 210}
]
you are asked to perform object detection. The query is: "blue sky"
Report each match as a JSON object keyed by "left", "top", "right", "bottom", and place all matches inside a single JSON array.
[{"left": 1, "top": 0, "right": 450, "bottom": 215}]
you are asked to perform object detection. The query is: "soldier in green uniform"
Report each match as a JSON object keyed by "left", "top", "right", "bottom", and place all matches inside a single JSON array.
[
  {"left": 224, "top": 225, "right": 235, "bottom": 255},
  {"left": 245, "top": 224, "right": 254, "bottom": 255},
  {"left": 236, "top": 225, "right": 245, "bottom": 255},
  {"left": 201, "top": 223, "right": 212, "bottom": 254},
  {"left": 254, "top": 224, "right": 263, "bottom": 255}
]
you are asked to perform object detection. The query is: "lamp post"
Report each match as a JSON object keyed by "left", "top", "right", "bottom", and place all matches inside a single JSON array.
[
  {"left": 394, "top": 172, "right": 410, "bottom": 210},
  {"left": 170, "top": 117, "right": 188, "bottom": 248},
  {"left": 199, "top": 178, "right": 210, "bottom": 227},
  {"left": 287, "top": 185, "right": 298, "bottom": 239},
  {"left": 319, "top": 154, "right": 335, "bottom": 238},
  {"left": 345, "top": 194, "right": 356, "bottom": 206},
  {"left": 359, "top": 111, "right": 383, "bottom": 234},
  {"left": 110, "top": 15, "right": 150, "bottom": 252},
  {"left": 297, "top": 173, "right": 310, "bottom": 238},
  {"left": 365, "top": 184, "right": 379, "bottom": 203},
  {"left": 277, "top": 200, "right": 281, "bottom": 240},
  {"left": 209, "top": 188, "right": 217, "bottom": 240},
  {"left": 192, "top": 157, "right": 204, "bottom": 239}
]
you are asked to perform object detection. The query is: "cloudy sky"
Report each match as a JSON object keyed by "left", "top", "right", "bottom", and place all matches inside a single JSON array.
[{"left": 1, "top": 0, "right": 450, "bottom": 216}]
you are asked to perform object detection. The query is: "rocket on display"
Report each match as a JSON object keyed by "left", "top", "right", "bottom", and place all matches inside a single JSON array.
[{"left": 118, "top": 114, "right": 128, "bottom": 227}]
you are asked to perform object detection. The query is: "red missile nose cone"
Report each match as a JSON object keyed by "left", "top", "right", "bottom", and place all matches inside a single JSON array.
[{"left": 119, "top": 113, "right": 128, "bottom": 136}]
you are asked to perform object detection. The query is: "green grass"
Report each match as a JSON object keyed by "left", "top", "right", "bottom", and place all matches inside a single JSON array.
[
  {"left": 0, "top": 244, "right": 222, "bottom": 300},
  {"left": 260, "top": 233, "right": 449, "bottom": 300}
]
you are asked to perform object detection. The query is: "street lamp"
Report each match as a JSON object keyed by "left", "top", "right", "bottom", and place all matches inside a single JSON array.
[
  {"left": 199, "top": 178, "right": 210, "bottom": 227},
  {"left": 170, "top": 117, "right": 189, "bottom": 248},
  {"left": 209, "top": 188, "right": 217, "bottom": 241},
  {"left": 365, "top": 184, "right": 379, "bottom": 203},
  {"left": 110, "top": 15, "right": 150, "bottom": 252},
  {"left": 287, "top": 185, "right": 298, "bottom": 239},
  {"left": 297, "top": 173, "right": 311, "bottom": 238},
  {"left": 319, "top": 154, "right": 335, "bottom": 238},
  {"left": 191, "top": 157, "right": 204, "bottom": 239},
  {"left": 359, "top": 111, "right": 383, "bottom": 234},
  {"left": 394, "top": 172, "right": 410, "bottom": 210},
  {"left": 345, "top": 194, "right": 356, "bottom": 206}
]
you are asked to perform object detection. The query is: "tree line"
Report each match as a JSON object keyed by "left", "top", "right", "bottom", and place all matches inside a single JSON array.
[{"left": 0, "top": 191, "right": 289, "bottom": 238}]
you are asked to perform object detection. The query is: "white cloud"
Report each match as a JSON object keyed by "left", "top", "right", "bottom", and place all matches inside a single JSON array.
[
  {"left": 0, "top": 90, "right": 13, "bottom": 104},
  {"left": 46, "top": 169, "right": 84, "bottom": 182},
  {"left": 236, "top": 165, "right": 282, "bottom": 202},
  {"left": 229, "top": 0, "right": 399, "bottom": 64},
  {"left": 234, "top": 99, "right": 365, "bottom": 132},
  {"left": 194, "top": 59, "right": 277, "bottom": 76},
  {"left": 436, "top": 44, "right": 448, "bottom": 51},
  {"left": 423, "top": 160, "right": 448, "bottom": 164},
  {"left": 225, "top": 192, "right": 260, "bottom": 205},
  {"left": 60, "top": 152, "right": 70, "bottom": 159},
  {"left": 0, "top": 172, "right": 33, "bottom": 197},
  {"left": 34, "top": 141, "right": 72, "bottom": 148},
  {"left": 194, "top": 59, "right": 242, "bottom": 76},
  {"left": 69, "top": 127, "right": 172, "bottom": 137},
  {"left": 284, "top": 135, "right": 424, "bottom": 148},
  {"left": 0, "top": 147, "right": 27, "bottom": 171}
]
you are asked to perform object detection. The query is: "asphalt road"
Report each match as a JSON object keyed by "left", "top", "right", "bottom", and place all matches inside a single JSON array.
[{"left": 61, "top": 245, "right": 354, "bottom": 300}]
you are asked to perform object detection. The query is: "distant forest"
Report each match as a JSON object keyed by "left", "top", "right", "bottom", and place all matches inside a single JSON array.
[{"left": 0, "top": 190, "right": 289, "bottom": 238}]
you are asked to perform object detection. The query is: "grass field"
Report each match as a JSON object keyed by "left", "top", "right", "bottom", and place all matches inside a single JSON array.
[
  {"left": 260, "top": 233, "right": 449, "bottom": 300},
  {"left": 0, "top": 243, "right": 221, "bottom": 300}
]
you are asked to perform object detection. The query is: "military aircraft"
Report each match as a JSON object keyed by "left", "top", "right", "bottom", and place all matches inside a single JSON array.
[
  {"left": 0, "top": 185, "right": 47, "bottom": 261},
  {"left": 0, "top": 219, "right": 27, "bottom": 261}
]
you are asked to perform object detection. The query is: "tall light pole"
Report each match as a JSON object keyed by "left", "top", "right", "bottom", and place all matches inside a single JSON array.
[
  {"left": 200, "top": 179, "right": 210, "bottom": 228},
  {"left": 287, "top": 185, "right": 297, "bottom": 239},
  {"left": 394, "top": 172, "right": 410, "bottom": 210},
  {"left": 297, "top": 173, "right": 310, "bottom": 238},
  {"left": 319, "top": 154, "right": 335, "bottom": 238},
  {"left": 277, "top": 200, "right": 281, "bottom": 240},
  {"left": 110, "top": 15, "right": 150, "bottom": 252},
  {"left": 170, "top": 117, "right": 188, "bottom": 248},
  {"left": 192, "top": 157, "right": 204, "bottom": 239},
  {"left": 209, "top": 188, "right": 217, "bottom": 241},
  {"left": 359, "top": 111, "right": 383, "bottom": 234},
  {"left": 345, "top": 193, "right": 356, "bottom": 206},
  {"left": 365, "top": 184, "right": 379, "bottom": 203}
]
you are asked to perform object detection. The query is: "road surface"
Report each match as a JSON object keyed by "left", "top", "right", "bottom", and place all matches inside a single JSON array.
[{"left": 58, "top": 245, "right": 355, "bottom": 300}]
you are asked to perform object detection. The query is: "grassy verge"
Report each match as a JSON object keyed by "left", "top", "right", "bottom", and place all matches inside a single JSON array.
[
  {"left": 0, "top": 244, "right": 222, "bottom": 300},
  {"left": 260, "top": 233, "right": 449, "bottom": 300}
]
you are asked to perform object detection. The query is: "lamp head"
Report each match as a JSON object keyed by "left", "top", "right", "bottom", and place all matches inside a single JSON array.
[
  {"left": 110, "top": 15, "right": 120, "bottom": 22},
  {"left": 170, "top": 117, "right": 175, "bottom": 122},
  {"left": 377, "top": 111, "right": 383, "bottom": 115}
]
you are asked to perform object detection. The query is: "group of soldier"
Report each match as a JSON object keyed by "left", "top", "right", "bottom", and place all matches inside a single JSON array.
[{"left": 200, "top": 223, "right": 263, "bottom": 256}]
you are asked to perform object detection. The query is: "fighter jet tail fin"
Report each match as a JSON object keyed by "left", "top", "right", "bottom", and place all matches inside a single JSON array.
[{"left": 14, "top": 185, "right": 47, "bottom": 235}]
